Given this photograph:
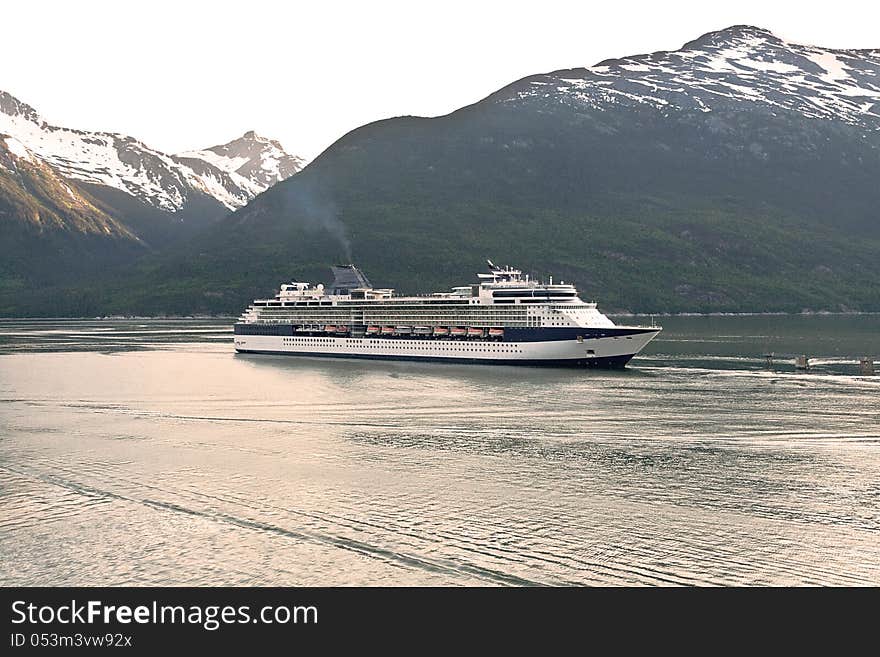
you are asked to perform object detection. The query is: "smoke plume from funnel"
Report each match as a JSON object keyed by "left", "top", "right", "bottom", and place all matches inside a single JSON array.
[{"left": 277, "top": 176, "right": 352, "bottom": 261}]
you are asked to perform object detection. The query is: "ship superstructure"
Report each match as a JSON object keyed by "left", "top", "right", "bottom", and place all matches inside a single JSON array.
[{"left": 233, "top": 262, "right": 660, "bottom": 367}]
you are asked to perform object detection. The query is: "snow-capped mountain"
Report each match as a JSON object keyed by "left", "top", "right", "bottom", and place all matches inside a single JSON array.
[
  {"left": 0, "top": 133, "right": 135, "bottom": 238},
  {"left": 0, "top": 90, "right": 306, "bottom": 213},
  {"left": 177, "top": 131, "right": 306, "bottom": 191},
  {"left": 0, "top": 89, "right": 307, "bottom": 299},
  {"left": 1, "top": 132, "right": 148, "bottom": 298},
  {"left": 506, "top": 25, "right": 880, "bottom": 129}
]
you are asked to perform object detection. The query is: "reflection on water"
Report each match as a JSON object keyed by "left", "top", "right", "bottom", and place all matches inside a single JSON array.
[{"left": 0, "top": 316, "right": 878, "bottom": 586}]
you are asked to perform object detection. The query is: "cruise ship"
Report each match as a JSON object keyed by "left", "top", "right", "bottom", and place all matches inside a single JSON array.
[{"left": 233, "top": 262, "right": 661, "bottom": 368}]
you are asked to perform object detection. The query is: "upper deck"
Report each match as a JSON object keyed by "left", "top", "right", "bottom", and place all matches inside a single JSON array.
[
  {"left": 240, "top": 262, "right": 618, "bottom": 329},
  {"left": 258, "top": 262, "right": 588, "bottom": 307}
]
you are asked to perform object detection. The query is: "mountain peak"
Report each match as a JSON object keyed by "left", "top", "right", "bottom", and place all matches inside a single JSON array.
[
  {"left": 708, "top": 24, "right": 778, "bottom": 40},
  {"left": 0, "top": 90, "right": 42, "bottom": 124},
  {"left": 682, "top": 24, "right": 784, "bottom": 51},
  {"left": 177, "top": 131, "right": 306, "bottom": 192},
  {"left": 0, "top": 88, "right": 307, "bottom": 213},
  {"left": 233, "top": 130, "right": 285, "bottom": 151},
  {"left": 721, "top": 24, "right": 772, "bottom": 34},
  {"left": 521, "top": 24, "right": 880, "bottom": 131}
]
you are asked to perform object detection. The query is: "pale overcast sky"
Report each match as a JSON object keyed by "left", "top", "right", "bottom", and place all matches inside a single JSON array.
[{"left": 4, "top": 0, "right": 878, "bottom": 159}]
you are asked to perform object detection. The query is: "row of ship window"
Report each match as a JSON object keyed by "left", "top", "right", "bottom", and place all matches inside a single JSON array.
[
  {"left": 254, "top": 304, "right": 579, "bottom": 310},
  {"left": 257, "top": 297, "right": 576, "bottom": 307},
  {"left": 250, "top": 315, "right": 554, "bottom": 322},
  {"left": 240, "top": 321, "right": 578, "bottom": 332},
  {"left": 252, "top": 313, "right": 530, "bottom": 318},
  {"left": 255, "top": 304, "right": 580, "bottom": 309},
  {"left": 281, "top": 338, "right": 522, "bottom": 352},
  {"left": 254, "top": 310, "right": 563, "bottom": 314}
]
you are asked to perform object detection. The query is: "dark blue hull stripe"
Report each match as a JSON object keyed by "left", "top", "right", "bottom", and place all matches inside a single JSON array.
[{"left": 234, "top": 349, "right": 635, "bottom": 369}]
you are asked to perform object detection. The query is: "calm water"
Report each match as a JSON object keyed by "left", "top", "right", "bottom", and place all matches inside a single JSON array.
[{"left": 0, "top": 316, "right": 878, "bottom": 586}]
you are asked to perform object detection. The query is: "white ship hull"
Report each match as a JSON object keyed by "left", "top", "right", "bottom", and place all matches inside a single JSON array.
[{"left": 233, "top": 329, "right": 660, "bottom": 368}]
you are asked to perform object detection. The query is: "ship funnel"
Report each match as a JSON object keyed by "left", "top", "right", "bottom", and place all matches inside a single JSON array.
[{"left": 328, "top": 264, "right": 373, "bottom": 295}]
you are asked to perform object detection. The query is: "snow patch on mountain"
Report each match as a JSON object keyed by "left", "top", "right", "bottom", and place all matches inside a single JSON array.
[
  {"left": 0, "top": 132, "right": 139, "bottom": 239},
  {"left": 1, "top": 134, "right": 34, "bottom": 163},
  {"left": 509, "top": 25, "right": 880, "bottom": 129},
  {"left": 178, "top": 130, "right": 306, "bottom": 191},
  {"left": 181, "top": 148, "right": 251, "bottom": 175},
  {"left": 0, "top": 91, "right": 307, "bottom": 213}
]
